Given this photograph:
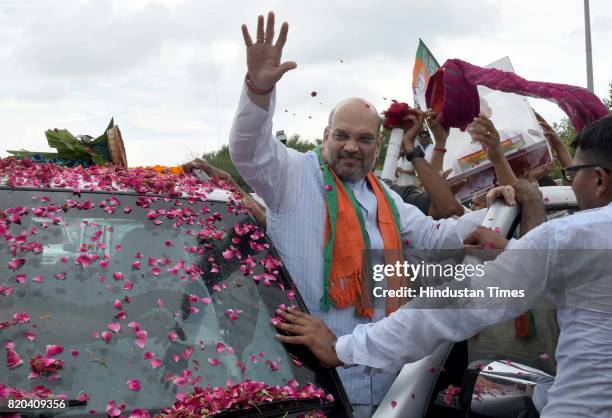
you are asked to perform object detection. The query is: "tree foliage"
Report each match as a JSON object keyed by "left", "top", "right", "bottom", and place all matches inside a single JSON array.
[
  {"left": 199, "top": 134, "right": 318, "bottom": 193},
  {"left": 549, "top": 83, "right": 612, "bottom": 181}
]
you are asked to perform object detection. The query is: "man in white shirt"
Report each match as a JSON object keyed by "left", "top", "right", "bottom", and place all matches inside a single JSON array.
[
  {"left": 395, "top": 151, "right": 415, "bottom": 187},
  {"left": 276, "top": 115, "right": 612, "bottom": 417},
  {"left": 229, "top": 12, "right": 498, "bottom": 417}
]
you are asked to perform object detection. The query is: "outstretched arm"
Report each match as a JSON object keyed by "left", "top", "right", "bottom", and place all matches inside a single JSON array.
[
  {"left": 534, "top": 111, "right": 573, "bottom": 169},
  {"left": 468, "top": 115, "right": 518, "bottom": 186},
  {"left": 426, "top": 110, "right": 449, "bottom": 173},
  {"left": 275, "top": 224, "right": 554, "bottom": 372},
  {"left": 229, "top": 12, "right": 303, "bottom": 214}
]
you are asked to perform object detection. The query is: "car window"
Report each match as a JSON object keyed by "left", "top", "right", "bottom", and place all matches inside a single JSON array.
[{"left": 1, "top": 188, "right": 347, "bottom": 417}]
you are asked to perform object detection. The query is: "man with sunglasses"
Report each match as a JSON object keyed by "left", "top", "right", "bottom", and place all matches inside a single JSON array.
[
  {"left": 229, "top": 12, "right": 502, "bottom": 417},
  {"left": 276, "top": 115, "right": 612, "bottom": 417}
]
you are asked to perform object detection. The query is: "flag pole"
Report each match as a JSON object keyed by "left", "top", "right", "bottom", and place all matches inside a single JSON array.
[{"left": 584, "top": 0, "right": 594, "bottom": 92}]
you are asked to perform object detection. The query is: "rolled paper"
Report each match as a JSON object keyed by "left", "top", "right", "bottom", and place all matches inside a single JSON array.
[{"left": 381, "top": 128, "right": 404, "bottom": 181}]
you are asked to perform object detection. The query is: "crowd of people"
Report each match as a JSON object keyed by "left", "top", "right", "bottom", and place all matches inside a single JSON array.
[{"left": 199, "top": 11, "right": 610, "bottom": 418}]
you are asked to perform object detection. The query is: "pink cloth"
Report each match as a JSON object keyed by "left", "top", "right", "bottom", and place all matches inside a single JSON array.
[{"left": 426, "top": 58, "right": 609, "bottom": 132}]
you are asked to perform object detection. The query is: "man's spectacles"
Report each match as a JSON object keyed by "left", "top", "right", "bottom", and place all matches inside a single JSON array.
[
  {"left": 330, "top": 129, "right": 377, "bottom": 146},
  {"left": 561, "top": 164, "right": 610, "bottom": 182}
]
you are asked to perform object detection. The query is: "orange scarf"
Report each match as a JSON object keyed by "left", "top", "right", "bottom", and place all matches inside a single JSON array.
[{"left": 318, "top": 147, "right": 408, "bottom": 318}]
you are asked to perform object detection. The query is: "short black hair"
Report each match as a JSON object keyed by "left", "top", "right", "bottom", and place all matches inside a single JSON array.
[{"left": 571, "top": 115, "right": 612, "bottom": 168}]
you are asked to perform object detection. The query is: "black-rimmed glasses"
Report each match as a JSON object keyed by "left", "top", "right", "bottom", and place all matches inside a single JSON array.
[
  {"left": 330, "top": 129, "right": 377, "bottom": 146},
  {"left": 561, "top": 164, "right": 610, "bottom": 182}
]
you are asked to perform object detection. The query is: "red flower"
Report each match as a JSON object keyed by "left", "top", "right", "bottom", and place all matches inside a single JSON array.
[
  {"left": 383, "top": 101, "right": 418, "bottom": 130},
  {"left": 30, "top": 355, "right": 64, "bottom": 374},
  {"left": 127, "top": 379, "right": 141, "bottom": 391}
]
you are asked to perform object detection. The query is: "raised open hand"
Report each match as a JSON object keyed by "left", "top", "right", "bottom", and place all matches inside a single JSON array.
[
  {"left": 241, "top": 12, "right": 297, "bottom": 90},
  {"left": 468, "top": 114, "right": 504, "bottom": 162}
]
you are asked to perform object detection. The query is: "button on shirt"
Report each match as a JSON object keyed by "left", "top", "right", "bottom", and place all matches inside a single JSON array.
[
  {"left": 229, "top": 85, "right": 485, "bottom": 405},
  {"left": 336, "top": 202, "right": 612, "bottom": 417}
]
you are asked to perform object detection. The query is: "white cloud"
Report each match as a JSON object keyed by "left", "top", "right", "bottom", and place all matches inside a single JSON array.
[{"left": 0, "top": 0, "right": 610, "bottom": 167}]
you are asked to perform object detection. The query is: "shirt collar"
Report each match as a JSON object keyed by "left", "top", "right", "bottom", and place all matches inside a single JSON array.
[{"left": 345, "top": 178, "right": 367, "bottom": 191}]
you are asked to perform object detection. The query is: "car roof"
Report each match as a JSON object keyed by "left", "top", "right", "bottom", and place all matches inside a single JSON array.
[
  {"left": 540, "top": 185, "right": 578, "bottom": 208},
  {"left": 0, "top": 158, "right": 232, "bottom": 202}
]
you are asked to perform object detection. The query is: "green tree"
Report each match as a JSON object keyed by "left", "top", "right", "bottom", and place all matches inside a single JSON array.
[
  {"left": 549, "top": 83, "right": 612, "bottom": 181},
  {"left": 285, "top": 134, "right": 318, "bottom": 152},
  {"left": 199, "top": 134, "right": 318, "bottom": 193},
  {"left": 200, "top": 144, "right": 250, "bottom": 191}
]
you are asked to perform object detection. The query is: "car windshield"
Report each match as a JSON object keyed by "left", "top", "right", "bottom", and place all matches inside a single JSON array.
[{"left": 0, "top": 188, "right": 344, "bottom": 417}]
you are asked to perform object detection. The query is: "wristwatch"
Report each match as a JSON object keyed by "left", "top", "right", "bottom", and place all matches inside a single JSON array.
[{"left": 405, "top": 145, "right": 425, "bottom": 162}]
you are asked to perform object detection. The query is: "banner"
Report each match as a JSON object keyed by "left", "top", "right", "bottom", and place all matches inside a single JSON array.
[{"left": 412, "top": 39, "right": 440, "bottom": 110}]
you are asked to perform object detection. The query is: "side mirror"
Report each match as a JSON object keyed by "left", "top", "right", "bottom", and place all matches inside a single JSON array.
[{"left": 460, "top": 359, "right": 553, "bottom": 418}]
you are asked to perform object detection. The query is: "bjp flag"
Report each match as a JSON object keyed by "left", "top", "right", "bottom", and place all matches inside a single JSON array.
[{"left": 412, "top": 39, "right": 440, "bottom": 110}]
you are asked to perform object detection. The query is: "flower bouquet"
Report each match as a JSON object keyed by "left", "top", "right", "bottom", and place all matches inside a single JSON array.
[{"left": 380, "top": 101, "right": 419, "bottom": 181}]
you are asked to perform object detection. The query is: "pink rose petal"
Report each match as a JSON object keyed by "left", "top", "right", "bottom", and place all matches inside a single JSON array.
[
  {"left": 108, "top": 322, "right": 121, "bottom": 333},
  {"left": 45, "top": 345, "right": 64, "bottom": 357},
  {"left": 135, "top": 330, "right": 148, "bottom": 349},
  {"left": 101, "top": 331, "right": 112, "bottom": 344},
  {"left": 7, "top": 347, "right": 24, "bottom": 368},
  {"left": 127, "top": 379, "right": 141, "bottom": 391}
]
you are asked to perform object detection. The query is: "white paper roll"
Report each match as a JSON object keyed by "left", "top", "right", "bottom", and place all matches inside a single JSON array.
[{"left": 381, "top": 128, "right": 404, "bottom": 181}]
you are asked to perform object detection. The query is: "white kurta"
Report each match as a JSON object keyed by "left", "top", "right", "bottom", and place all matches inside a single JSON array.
[{"left": 396, "top": 156, "right": 415, "bottom": 187}]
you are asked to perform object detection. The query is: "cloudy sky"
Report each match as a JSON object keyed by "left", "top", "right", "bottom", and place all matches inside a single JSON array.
[{"left": 1, "top": 0, "right": 610, "bottom": 166}]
